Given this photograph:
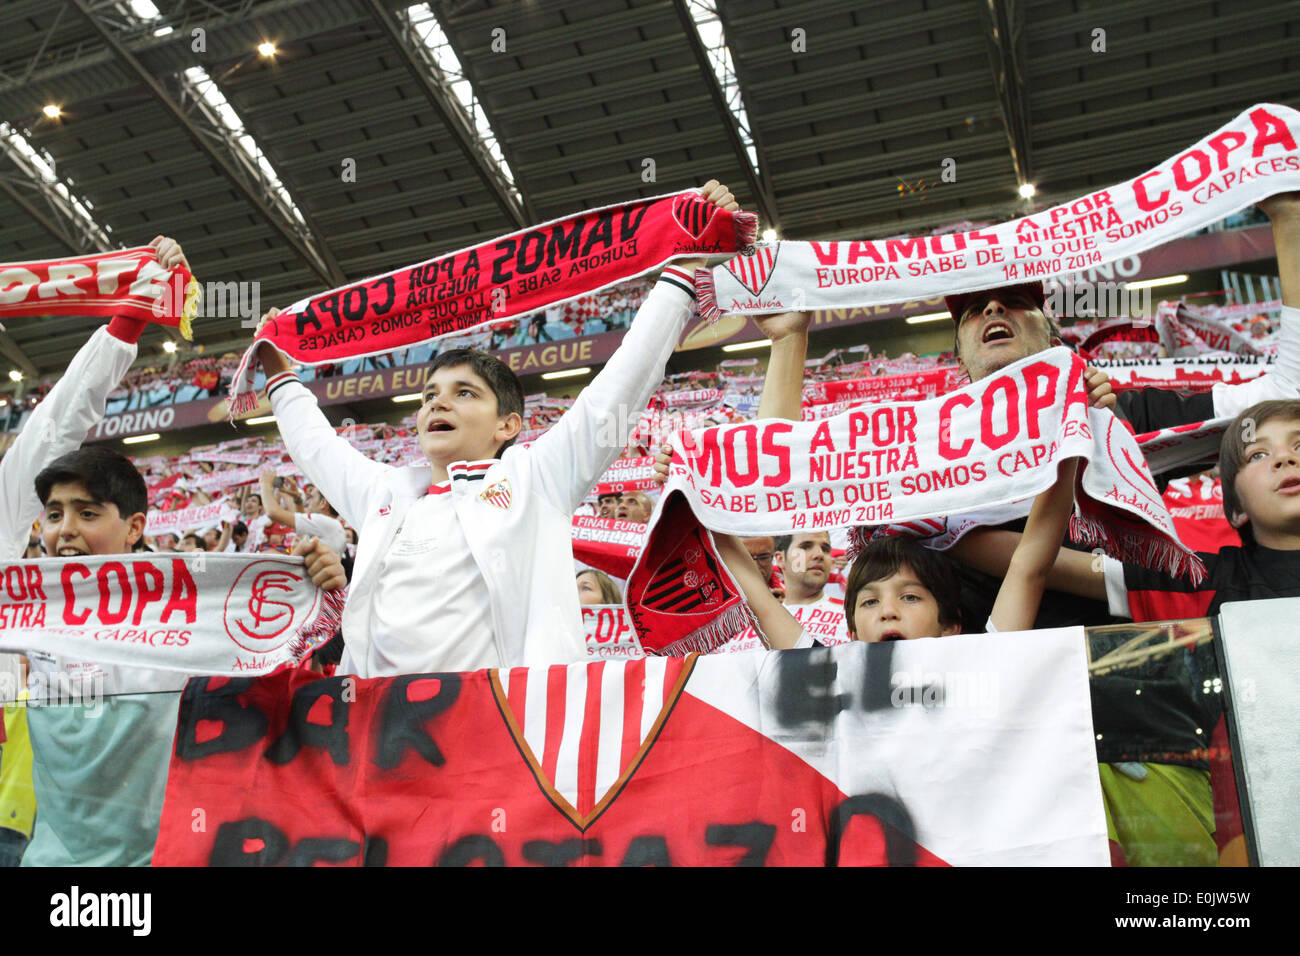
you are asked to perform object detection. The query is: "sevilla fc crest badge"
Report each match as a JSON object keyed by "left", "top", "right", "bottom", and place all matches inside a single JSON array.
[
  {"left": 479, "top": 478, "right": 513, "bottom": 510},
  {"left": 724, "top": 245, "right": 778, "bottom": 296},
  {"left": 671, "top": 192, "right": 719, "bottom": 240}
]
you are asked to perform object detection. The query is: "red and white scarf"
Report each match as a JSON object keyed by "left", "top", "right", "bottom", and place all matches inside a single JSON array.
[
  {"left": 0, "top": 553, "right": 342, "bottom": 675},
  {"left": 0, "top": 247, "right": 198, "bottom": 336},
  {"left": 230, "top": 191, "right": 756, "bottom": 414},
  {"left": 696, "top": 103, "right": 1300, "bottom": 319}
]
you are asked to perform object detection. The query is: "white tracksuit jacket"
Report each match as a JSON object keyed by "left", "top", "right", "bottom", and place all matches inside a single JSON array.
[{"left": 268, "top": 270, "right": 698, "bottom": 676}]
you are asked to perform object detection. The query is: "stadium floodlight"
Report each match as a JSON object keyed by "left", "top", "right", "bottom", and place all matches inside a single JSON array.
[
  {"left": 392, "top": 393, "right": 423, "bottom": 403},
  {"left": 1018, "top": 182, "right": 1037, "bottom": 199},
  {"left": 42, "top": 105, "right": 61, "bottom": 119},
  {"left": 721, "top": 340, "right": 772, "bottom": 353},
  {"left": 1122, "top": 275, "right": 1189, "bottom": 291},
  {"left": 123, "top": 433, "right": 161, "bottom": 444},
  {"left": 762, "top": 229, "right": 778, "bottom": 243},
  {"left": 258, "top": 42, "right": 278, "bottom": 58},
  {"left": 541, "top": 367, "right": 592, "bottom": 380},
  {"left": 244, "top": 415, "right": 278, "bottom": 426},
  {"left": 905, "top": 312, "right": 952, "bottom": 325},
  {"left": 7, "top": 370, "right": 21, "bottom": 382},
  {"left": 162, "top": 341, "right": 177, "bottom": 353}
]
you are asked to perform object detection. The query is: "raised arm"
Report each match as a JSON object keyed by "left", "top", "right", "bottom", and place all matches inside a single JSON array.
[
  {"left": 530, "top": 181, "right": 740, "bottom": 510},
  {"left": 754, "top": 312, "right": 812, "bottom": 421},
  {"left": 713, "top": 532, "right": 803, "bottom": 650},
  {"left": 989, "top": 460, "right": 1085, "bottom": 631},
  {"left": 256, "top": 308, "right": 392, "bottom": 527},
  {"left": 259, "top": 467, "right": 300, "bottom": 527}
]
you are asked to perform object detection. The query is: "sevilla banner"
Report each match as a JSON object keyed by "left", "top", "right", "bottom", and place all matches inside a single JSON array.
[
  {"left": 144, "top": 502, "right": 236, "bottom": 536},
  {"left": 582, "top": 604, "right": 644, "bottom": 659},
  {"left": 152, "top": 630, "right": 1108, "bottom": 866},
  {"left": 571, "top": 516, "right": 645, "bottom": 580},
  {"left": 593, "top": 456, "right": 658, "bottom": 496},
  {"left": 0, "top": 554, "right": 342, "bottom": 676},
  {"left": 662, "top": 348, "right": 1198, "bottom": 577},
  {"left": 697, "top": 104, "right": 1300, "bottom": 318},
  {"left": 231, "top": 191, "right": 756, "bottom": 413},
  {"left": 1090, "top": 354, "right": 1269, "bottom": 391}
]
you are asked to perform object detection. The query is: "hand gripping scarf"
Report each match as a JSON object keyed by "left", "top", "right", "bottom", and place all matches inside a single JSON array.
[
  {"left": 230, "top": 191, "right": 756, "bottom": 414},
  {"left": 0, "top": 246, "right": 199, "bottom": 336},
  {"left": 695, "top": 103, "right": 1300, "bottom": 320},
  {"left": 0, "top": 553, "right": 343, "bottom": 677},
  {"left": 628, "top": 349, "right": 1204, "bottom": 655}
]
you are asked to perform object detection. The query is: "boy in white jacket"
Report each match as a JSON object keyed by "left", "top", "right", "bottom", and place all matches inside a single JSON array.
[{"left": 256, "top": 181, "right": 739, "bottom": 677}]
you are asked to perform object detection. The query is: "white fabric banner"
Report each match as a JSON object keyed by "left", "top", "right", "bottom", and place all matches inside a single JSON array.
[
  {"left": 699, "top": 103, "right": 1300, "bottom": 317},
  {"left": 0, "top": 553, "right": 341, "bottom": 676}
]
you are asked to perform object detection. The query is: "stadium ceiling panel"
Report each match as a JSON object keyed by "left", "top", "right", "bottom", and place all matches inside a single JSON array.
[{"left": 0, "top": 0, "right": 1295, "bottom": 378}]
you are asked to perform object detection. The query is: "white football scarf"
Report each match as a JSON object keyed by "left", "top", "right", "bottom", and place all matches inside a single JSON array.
[
  {"left": 659, "top": 348, "right": 1203, "bottom": 582},
  {"left": 0, "top": 553, "right": 343, "bottom": 677},
  {"left": 696, "top": 103, "right": 1300, "bottom": 319}
]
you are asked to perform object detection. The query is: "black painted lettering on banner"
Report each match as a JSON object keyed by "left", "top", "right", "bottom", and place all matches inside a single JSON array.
[
  {"left": 773, "top": 648, "right": 850, "bottom": 727},
  {"left": 210, "top": 817, "right": 289, "bottom": 866},
  {"left": 176, "top": 677, "right": 269, "bottom": 760},
  {"left": 263, "top": 677, "right": 352, "bottom": 767},
  {"left": 826, "top": 793, "right": 919, "bottom": 867},
  {"left": 286, "top": 837, "right": 362, "bottom": 867},
  {"left": 619, "top": 835, "right": 672, "bottom": 867},
  {"left": 373, "top": 673, "right": 462, "bottom": 770},
  {"left": 437, "top": 834, "right": 505, "bottom": 867},
  {"left": 522, "top": 838, "right": 603, "bottom": 867},
  {"left": 363, "top": 835, "right": 388, "bottom": 868},
  {"left": 705, "top": 823, "right": 777, "bottom": 867}
]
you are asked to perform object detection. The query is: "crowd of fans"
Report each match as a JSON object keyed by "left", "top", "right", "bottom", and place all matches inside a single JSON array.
[{"left": 0, "top": 182, "right": 1297, "bottom": 870}]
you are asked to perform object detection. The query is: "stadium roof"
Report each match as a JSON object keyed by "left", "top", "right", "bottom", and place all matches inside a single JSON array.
[{"left": 0, "top": 0, "right": 1297, "bottom": 379}]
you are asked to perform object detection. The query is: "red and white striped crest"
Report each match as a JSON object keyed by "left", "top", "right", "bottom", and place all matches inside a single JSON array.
[
  {"left": 725, "top": 245, "right": 778, "bottom": 296},
  {"left": 492, "top": 656, "right": 695, "bottom": 828},
  {"left": 671, "top": 193, "right": 719, "bottom": 239},
  {"left": 478, "top": 478, "right": 512, "bottom": 510}
]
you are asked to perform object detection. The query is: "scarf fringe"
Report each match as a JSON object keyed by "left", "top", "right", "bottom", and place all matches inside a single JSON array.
[
  {"left": 695, "top": 267, "right": 721, "bottom": 323},
  {"left": 733, "top": 211, "right": 758, "bottom": 257},
  {"left": 1070, "top": 510, "right": 1207, "bottom": 586},
  {"left": 286, "top": 585, "right": 347, "bottom": 661},
  {"left": 646, "top": 602, "right": 757, "bottom": 657}
]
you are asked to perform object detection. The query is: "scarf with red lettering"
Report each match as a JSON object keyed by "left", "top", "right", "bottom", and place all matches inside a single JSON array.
[
  {"left": 0, "top": 553, "right": 343, "bottom": 676},
  {"left": 695, "top": 104, "right": 1300, "bottom": 320},
  {"left": 230, "top": 191, "right": 757, "bottom": 414},
  {"left": 632, "top": 349, "right": 1205, "bottom": 654},
  {"left": 571, "top": 515, "right": 646, "bottom": 579},
  {"left": 0, "top": 247, "right": 199, "bottom": 337},
  {"left": 1156, "top": 301, "right": 1272, "bottom": 358},
  {"left": 850, "top": 418, "right": 1232, "bottom": 559}
]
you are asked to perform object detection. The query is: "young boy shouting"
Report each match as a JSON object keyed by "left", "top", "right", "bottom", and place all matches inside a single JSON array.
[
  {"left": 713, "top": 461, "right": 1080, "bottom": 649},
  {"left": 256, "top": 181, "right": 739, "bottom": 677},
  {"left": 21, "top": 446, "right": 344, "bottom": 867}
]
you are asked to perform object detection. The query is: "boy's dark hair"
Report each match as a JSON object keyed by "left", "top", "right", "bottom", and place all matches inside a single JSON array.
[
  {"left": 35, "top": 446, "right": 147, "bottom": 520},
  {"left": 425, "top": 348, "right": 525, "bottom": 456},
  {"left": 182, "top": 533, "right": 206, "bottom": 551},
  {"left": 844, "top": 536, "right": 964, "bottom": 638},
  {"left": 1219, "top": 399, "right": 1300, "bottom": 546},
  {"left": 233, "top": 521, "right": 249, "bottom": 538}
]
